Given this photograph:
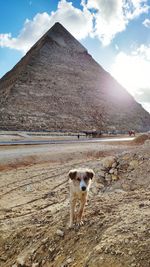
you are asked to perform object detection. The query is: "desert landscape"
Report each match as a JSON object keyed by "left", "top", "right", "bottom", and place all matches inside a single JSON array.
[
  {"left": 0, "top": 19, "right": 150, "bottom": 267},
  {"left": 0, "top": 133, "right": 150, "bottom": 267}
]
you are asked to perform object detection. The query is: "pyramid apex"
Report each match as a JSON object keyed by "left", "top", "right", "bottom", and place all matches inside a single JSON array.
[
  {"left": 49, "top": 21, "right": 69, "bottom": 33},
  {"left": 53, "top": 22, "right": 63, "bottom": 27},
  {"left": 45, "top": 22, "right": 87, "bottom": 53}
]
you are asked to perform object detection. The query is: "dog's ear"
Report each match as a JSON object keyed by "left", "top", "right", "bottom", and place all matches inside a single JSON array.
[
  {"left": 68, "top": 170, "right": 77, "bottom": 180},
  {"left": 86, "top": 170, "right": 95, "bottom": 180}
]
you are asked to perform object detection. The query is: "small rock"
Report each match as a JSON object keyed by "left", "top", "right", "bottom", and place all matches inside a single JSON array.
[
  {"left": 4, "top": 244, "right": 10, "bottom": 251},
  {"left": 32, "top": 263, "right": 39, "bottom": 267},
  {"left": 129, "top": 160, "right": 138, "bottom": 169},
  {"left": 101, "top": 156, "right": 116, "bottom": 169},
  {"left": 56, "top": 229, "right": 64, "bottom": 237},
  {"left": 111, "top": 175, "right": 118, "bottom": 181},
  {"left": 46, "top": 214, "right": 52, "bottom": 219},
  {"left": 49, "top": 247, "right": 55, "bottom": 253},
  {"left": 66, "top": 257, "right": 73, "bottom": 264},
  {"left": 0, "top": 255, "right": 7, "bottom": 262},
  {"left": 25, "top": 185, "right": 33, "bottom": 192},
  {"left": 16, "top": 256, "right": 26, "bottom": 266},
  {"left": 109, "top": 168, "right": 115, "bottom": 174},
  {"left": 42, "top": 259, "right": 46, "bottom": 265},
  {"left": 113, "top": 169, "right": 118, "bottom": 175},
  {"left": 105, "top": 173, "right": 111, "bottom": 181},
  {"left": 112, "top": 162, "right": 117, "bottom": 168},
  {"left": 124, "top": 238, "right": 129, "bottom": 244},
  {"left": 115, "top": 250, "right": 121, "bottom": 255},
  {"left": 41, "top": 237, "right": 49, "bottom": 244}
]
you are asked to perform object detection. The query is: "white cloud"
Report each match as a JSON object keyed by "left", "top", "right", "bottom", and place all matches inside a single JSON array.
[
  {"left": 0, "top": 0, "right": 93, "bottom": 53},
  {"left": 125, "top": 0, "right": 149, "bottom": 20},
  {"left": 0, "top": 0, "right": 150, "bottom": 52},
  {"left": 86, "top": 0, "right": 149, "bottom": 45},
  {"left": 0, "top": 0, "right": 149, "bottom": 52},
  {"left": 143, "top": 18, "right": 150, "bottom": 28},
  {"left": 0, "top": 13, "right": 51, "bottom": 53},
  {"left": 93, "top": 0, "right": 126, "bottom": 46},
  {"left": 50, "top": 0, "right": 93, "bottom": 39},
  {"left": 134, "top": 44, "right": 150, "bottom": 60},
  {"left": 111, "top": 44, "right": 150, "bottom": 112}
]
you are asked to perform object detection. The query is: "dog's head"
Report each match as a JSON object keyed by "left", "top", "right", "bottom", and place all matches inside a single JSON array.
[{"left": 68, "top": 168, "right": 94, "bottom": 192}]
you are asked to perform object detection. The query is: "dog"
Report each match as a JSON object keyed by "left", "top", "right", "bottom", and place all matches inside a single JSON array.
[{"left": 68, "top": 168, "right": 94, "bottom": 228}]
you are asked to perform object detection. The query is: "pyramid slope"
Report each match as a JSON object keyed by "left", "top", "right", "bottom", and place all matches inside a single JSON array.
[{"left": 0, "top": 22, "right": 150, "bottom": 132}]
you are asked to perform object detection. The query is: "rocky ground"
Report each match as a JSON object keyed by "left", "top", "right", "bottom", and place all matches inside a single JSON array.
[{"left": 0, "top": 138, "right": 150, "bottom": 267}]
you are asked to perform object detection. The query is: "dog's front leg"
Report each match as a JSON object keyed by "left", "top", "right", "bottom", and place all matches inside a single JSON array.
[
  {"left": 77, "top": 195, "right": 87, "bottom": 225},
  {"left": 69, "top": 197, "right": 77, "bottom": 228}
]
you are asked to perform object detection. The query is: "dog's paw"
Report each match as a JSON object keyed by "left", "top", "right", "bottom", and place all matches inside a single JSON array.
[
  {"left": 68, "top": 224, "right": 73, "bottom": 229},
  {"left": 76, "top": 221, "right": 84, "bottom": 227},
  {"left": 68, "top": 222, "right": 76, "bottom": 229},
  {"left": 68, "top": 221, "right": 84, "bottom": 229}
]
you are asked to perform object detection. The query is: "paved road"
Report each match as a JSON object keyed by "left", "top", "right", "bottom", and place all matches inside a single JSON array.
[{"left": 0, "top": 137, "right": 135, "bottom": 146}]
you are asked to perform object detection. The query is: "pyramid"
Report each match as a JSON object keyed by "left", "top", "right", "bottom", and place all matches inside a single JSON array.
[{"left": 0, "top": 22, "right": 150, "bottom": 132}]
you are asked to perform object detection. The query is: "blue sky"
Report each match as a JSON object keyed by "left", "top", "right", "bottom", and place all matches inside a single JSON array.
[{"left": 0, "top": 0, "right": 150, "bottom": 112}]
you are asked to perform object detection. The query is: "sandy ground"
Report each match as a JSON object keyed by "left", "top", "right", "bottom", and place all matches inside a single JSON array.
[
  {"left": 0, "top": 139, "right": 149, "bottom": 267},
  {"left": 0, "top": 141, "right": 132, "bottom": 171}
]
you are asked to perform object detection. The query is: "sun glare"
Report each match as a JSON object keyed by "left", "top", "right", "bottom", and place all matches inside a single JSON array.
[{"left": 111, "top": 51, "right": 150, "bottom": 97}]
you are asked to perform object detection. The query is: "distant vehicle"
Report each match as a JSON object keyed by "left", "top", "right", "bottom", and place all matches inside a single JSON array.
[{"left": 128, "top": 130, "right": 135, "bottom": 136}]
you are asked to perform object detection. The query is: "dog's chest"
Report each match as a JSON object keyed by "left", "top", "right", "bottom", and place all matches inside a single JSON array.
[{"left": 71, "top": 187, "right": 87, "bottom": 200}]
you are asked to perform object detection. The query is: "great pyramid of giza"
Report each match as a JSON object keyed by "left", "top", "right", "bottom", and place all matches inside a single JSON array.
[{"left": 0, "top": 22, "right": 150, "bottom": 132}]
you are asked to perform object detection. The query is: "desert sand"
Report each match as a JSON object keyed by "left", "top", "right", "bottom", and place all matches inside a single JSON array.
[{"left": 0, "top": 136, "right": 150, "bottom": 267}]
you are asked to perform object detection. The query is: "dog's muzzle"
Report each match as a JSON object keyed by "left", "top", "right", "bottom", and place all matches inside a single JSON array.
[
  {"left": 81, "top": 186, "right": 86, "bottom": 191},
  {"left": 80, "top": 179, "right": 87, "bottom": 191}
]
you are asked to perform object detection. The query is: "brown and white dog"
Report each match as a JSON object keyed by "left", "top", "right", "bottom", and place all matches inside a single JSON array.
[{"left": 68, "top": 168, "right": 94, "bottom": 228}]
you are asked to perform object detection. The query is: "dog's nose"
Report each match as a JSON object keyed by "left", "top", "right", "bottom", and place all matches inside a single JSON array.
[{"left": 81, "top": 186, "right": 86, "bottom": 191}]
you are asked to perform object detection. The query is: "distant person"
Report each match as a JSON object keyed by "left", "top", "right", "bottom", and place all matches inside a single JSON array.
[{"left": 77, "top": 134, "right": 80, "bottom": 140}]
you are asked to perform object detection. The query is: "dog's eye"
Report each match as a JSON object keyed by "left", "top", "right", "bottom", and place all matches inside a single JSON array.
[
  {"left": 84, "top": 177, "right": 89, "bottom": 181},
  {"left": 77, "top": 177, "right": 80, "bottom": 181}
]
